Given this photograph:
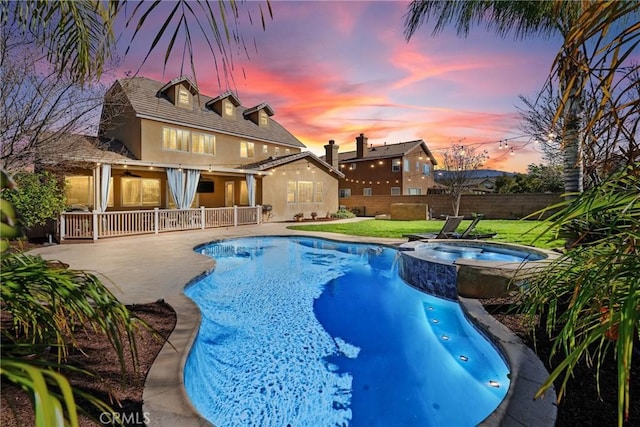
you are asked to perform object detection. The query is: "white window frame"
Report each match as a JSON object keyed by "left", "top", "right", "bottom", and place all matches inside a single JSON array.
[
  {"left": 163, "top": 127, "right": 190, "bottom": 152},
  {"left": 392, "top": 159, "right": 401, "bottom": 172},
  {"left": 403, "top": 159, "right": 410, "bottom": 172},
  {"left": 314, "top": 182, "right": 324, "bottom": 202},
  {"left": 298, "top": 181, "right": 313, "bottom": 203},
  {"left": 224, "top": 101, "right": 235, "bottom": 117},
  {"left": 240, "top": 141, "right": 255, "bottom": 158},
  {"left": 363, "top": 188, "right": 372, "bottom": 196},
  {"left": 391, "top": 187, "right": 401, "bottom": 196},
  {"left": 192, "top": 133, "right": 216, "bottom": 155},
  {"left": 262, "top": 144, "right": 269, "bottom": 155},
  {"left": 339, "top": 189, "right": 351, "bottom": 198},
  {"left": 259, "top": 110, "right": 269, "bottom": 126},
  {"left": 121, "top": 177, "right": 161, "bottom": 207},
  {"left": 287, "top": 181, "right": 296, "bottom": 204},
  {"left": 178, "top": 88, "right": 190, "bottom": 106}
]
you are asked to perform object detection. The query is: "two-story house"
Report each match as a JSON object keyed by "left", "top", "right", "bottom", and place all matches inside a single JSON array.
[
  {"left": 38, "top": 76, "right": 342, "bottom": 223},
  {"left": 323, "top": 133, "right": 438, "bottom": 200}
]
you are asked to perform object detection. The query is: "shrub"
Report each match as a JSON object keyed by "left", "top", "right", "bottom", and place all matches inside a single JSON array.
[
  {"left": 1, "top": 171, "right": 66, "bottom": 228},
  {"left": 330, "top": 209, "right": 356, "bottom": 219}
]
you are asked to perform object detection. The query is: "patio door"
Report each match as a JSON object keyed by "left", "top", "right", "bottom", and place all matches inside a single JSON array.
[{"left": 225, "top": 181, "right": 234, "bottom": 207}]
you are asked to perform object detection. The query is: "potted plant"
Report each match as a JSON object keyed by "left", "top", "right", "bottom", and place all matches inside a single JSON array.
[
  {"left": 310, "top": 212, "right": 318, "bottom": 220},
  {"left": 293, "top": 212, "right": 304, "bottom": 222}
]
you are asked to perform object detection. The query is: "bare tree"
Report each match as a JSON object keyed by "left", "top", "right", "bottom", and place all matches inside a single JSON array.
[
  {"left": 436, "top": 143, "right": 489, "bottom": 216},
  {"left": 0, "top": 22, "right": 125, "bottom": 171}
]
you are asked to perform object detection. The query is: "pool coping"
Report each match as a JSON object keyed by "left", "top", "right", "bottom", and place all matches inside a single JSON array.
[{"left": 142, "top": 235, "right": 557, "bottom": 427}]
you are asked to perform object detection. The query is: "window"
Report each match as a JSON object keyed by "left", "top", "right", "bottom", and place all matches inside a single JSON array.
[
  {"left": 259, "top": 110, "right": 269, "bottom": 126},
  {"left": 391, "top": 187, "right": 401, "bottom": 195},
  {"left": 408, "top": 188, "right": 422, "bottom": 195},
  {"left": 423, "top": 164, "right": 431, "bottom": 176},
  {"left": 192, "top": 133, "right": 216, "bottom": 155},
  {"left": 178, "top": 88, "right": 190, "bottom": 106},
  {"left": 65, "top": 176, "right": 113, "bottom": 207},
  {"left": 314, "top": 182, "right": 323, "bottom": 202},
  {"left": 363, "top": 188, "right": 372, "bottom": 196},
  {"left": 350, "top": 163, "right": 357, "bottom": 170},
  {"left": 404, "top": 159, "right": 410, "bottom": 172},
  {"left": 298, "top": 181, "right": 313, "bottom": 203},
  {"left": 392, "top": 159, "right": 401, "bottom": 172},
  {"left": 416, "top": 161, "right": 421, "bottom": 172},
  {"left": 121, "top": 178, "right": 161, "bottom": 206},
  {"left": 274, "top": 147, "right": 281, "bottom": 156},
  {"left": 224, "top": 101, "right": 235, "bottom": 117},
  {"left": 287, "top": 181, "right": 296, "bottom": 203},
  {"left": 163, "top": 128, "right": 189, "bottom": 151},
  {"left": 240, "top": 141, "right": 255, "bottom": 158},
  {"left": 339, "top": 189, "right": 351, "bottom": 198},
  {"left": 285, "top": 148, "right": 290, "bottom": 155},
  {"left": 262, "top": 144, "right": 269, "bottom": 155}
]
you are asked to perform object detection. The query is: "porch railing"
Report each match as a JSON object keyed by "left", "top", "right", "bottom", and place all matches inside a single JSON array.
[{"left": 60, "top": 206, "right": 263, "bottom": 240}]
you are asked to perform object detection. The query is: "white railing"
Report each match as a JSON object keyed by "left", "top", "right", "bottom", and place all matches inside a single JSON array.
[{"left": 60, "top": 206, "right": 262, "bottom": 240}]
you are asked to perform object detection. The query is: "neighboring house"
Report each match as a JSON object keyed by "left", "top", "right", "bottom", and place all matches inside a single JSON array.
[
  {"left": 434, "top": 169, "right": 516, "bottom": 194},
  {"left": 323, "top": 133, "right": 438, "bottom": 199},
  {"left": 37, "top": 76, "right": 342, "bottom": 223}
]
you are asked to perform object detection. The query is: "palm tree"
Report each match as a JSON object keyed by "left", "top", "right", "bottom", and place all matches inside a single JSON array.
[{"left": 404, "top": 0, "right": 639, "bottom": 196}]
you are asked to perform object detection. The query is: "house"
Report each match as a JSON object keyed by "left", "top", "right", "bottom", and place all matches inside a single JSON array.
[
  {"left": 37, "top": 76, "right": 343, "bottom": 231},
  {"left": 434, "top": 169, "right": 516, "bottom": 194},
  {"left": 323, "top": 133, "right": 438, "bottom": 200}
]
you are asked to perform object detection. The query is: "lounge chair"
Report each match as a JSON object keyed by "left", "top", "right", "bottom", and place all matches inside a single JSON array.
[
  {"left": 456, "top": 214, "right": 497, "bottom": 240},
  {"left": 404, "top": 216, "right": 464, "bottom": 241}
]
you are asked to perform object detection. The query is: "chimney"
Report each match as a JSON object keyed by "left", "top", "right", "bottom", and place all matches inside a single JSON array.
[
  {"left": 324, "top": 139, "right": 339, "bottom": 169},
  {"left": 356, "top": 133, "right": 368, "bottom": 159}
]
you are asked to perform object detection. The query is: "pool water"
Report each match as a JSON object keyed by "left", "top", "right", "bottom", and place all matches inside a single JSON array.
[
  {"left": 184, "top": 237, "right": 510, "bottom": 426},
  {"left": 413, "top": 242, "right": 546, "bottom": 263}
]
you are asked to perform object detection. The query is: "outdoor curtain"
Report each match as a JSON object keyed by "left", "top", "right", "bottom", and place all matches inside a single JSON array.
[
  {"left": 246, "top": 173, "right": 256, "bottom": 207},
  {"left": 99, "top": 164, "right": 111, "bottom": 212},
  {"left": 166, "top": 168, "right": 200, "bottom": 209}
]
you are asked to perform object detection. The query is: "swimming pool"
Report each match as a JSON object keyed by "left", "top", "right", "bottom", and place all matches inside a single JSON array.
[{"left": 184, "top": 237, "right": 510, "bottom": 426}]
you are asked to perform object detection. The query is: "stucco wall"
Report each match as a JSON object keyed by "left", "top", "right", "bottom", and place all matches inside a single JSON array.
[{"left": 261, "top": 159, "right": 339, "bottom": 222}]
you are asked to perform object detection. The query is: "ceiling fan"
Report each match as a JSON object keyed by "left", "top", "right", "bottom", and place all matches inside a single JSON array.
[{"left": 114, "top": 170, "right": 142, "bottom": 178}]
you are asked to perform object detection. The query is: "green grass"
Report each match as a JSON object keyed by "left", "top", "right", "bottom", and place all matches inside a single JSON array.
[{"left": 288, "top": 219, "right": 563, "bottom": 249}]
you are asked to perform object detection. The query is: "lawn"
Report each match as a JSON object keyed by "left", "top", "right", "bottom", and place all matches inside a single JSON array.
[{"left": 288, "top": 218, "right": 564, "bottom": 249}]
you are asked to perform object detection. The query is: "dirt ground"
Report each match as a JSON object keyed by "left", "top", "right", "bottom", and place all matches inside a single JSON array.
[{"left": 1, "top": 298, "right": 638, "bottom": 426}]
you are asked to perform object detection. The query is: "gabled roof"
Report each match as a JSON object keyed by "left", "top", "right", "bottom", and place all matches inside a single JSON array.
[
  {"left": 336, "top": 139, "right": 438, "bottom": 165},
  {"left": 112, "top": 77, "right": 305, "bottom": 149},
  {"left": 206, "top": 90, "right": 241, "bottom": 107},
  {"left": 36, "top": 134, "right": 135, "bottom": 165},
  {"left": 157, "top": 76, "right": 198, "bottom": 96},
  {"left": 240, "top": 152, "right": 344, "bottom": 178},
  {"left": 243, "top": 103, "right": 274, "bottom": 117}
]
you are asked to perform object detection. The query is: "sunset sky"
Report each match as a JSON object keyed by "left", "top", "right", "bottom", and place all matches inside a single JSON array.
[{"left": 114, "top": 1, "right": 566, "bottom": 173}]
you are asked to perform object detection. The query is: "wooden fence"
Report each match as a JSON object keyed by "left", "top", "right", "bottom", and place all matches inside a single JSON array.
[{"left": 60, "top": 206, "right": 262, "bottom": 240}]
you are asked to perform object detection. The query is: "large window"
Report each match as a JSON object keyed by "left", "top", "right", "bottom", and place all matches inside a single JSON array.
[
  {"left": 287, "top": 181, "right": 296, "bottom": 203},
  {"left": 404, "top": 159, "right": 410, "bottom": 172},
  {"left": 240, "top": 141, "right": 255, "bottom": 158},
  {"left": 121, "top": 178, "right": 161, "bottom": 206},
  {"left": 298, "top": 181, "right": 313, "bottom": 203},
  {"left": 65, "top": 176, "right": 113, "bottom": 207},
  {"left": 407, "top": 188, "right": 422, "bottom": 195},
  {"left": 192, "top": 133, "right": 216, "bottom": 155},
  {"left": 163, "top": 128, "right": 189, "bottom": 151}
]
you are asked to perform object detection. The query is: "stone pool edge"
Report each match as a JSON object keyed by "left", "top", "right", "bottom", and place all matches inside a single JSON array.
[{"left": 460, "top": 297, "right": 558, "bottom": 426}]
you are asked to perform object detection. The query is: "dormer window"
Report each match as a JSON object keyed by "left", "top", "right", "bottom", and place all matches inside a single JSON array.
[
  {"left": 259, "top": 110, "right": 269, "bottom": 127},
  {"left": 224, "top": 101, "right": 235, "bottom": 118},
  {"left": 178, "top": 88, "right": 190, "bottom": 107}
]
